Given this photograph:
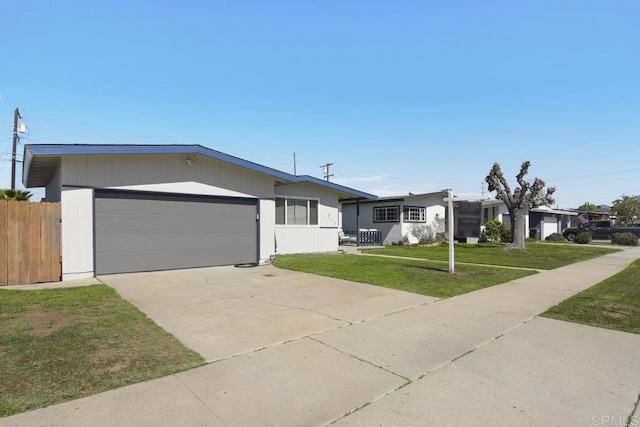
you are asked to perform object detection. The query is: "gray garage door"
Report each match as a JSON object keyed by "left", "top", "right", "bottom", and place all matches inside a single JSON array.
[{"left": 94, "top": 190, "right": 258, "bottom": 275}]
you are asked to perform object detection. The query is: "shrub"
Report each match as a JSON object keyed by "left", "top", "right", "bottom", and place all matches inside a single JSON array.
[
  {"left": 396, "top": 235, "right": 410, "bottom": 246},
  {"left": 574, "top": 232, "right": 592, "bottom": 244},
  {"left": 432, "top": 216, "right": 446, "bottom": 234},
  {"left": 501, "top": 227, "right": 512, "bottom": 243},
  {"left": 0, "top": 189, "right": 32, "bottom": 201},
  {"left": 545, "top": 232, "right": 566, "bottom": 242},
  {"left": 611, "top": 232, "right": 639, "bottom": 246},
  {"left": 409, "top": 223, "right": 435, "bottom": 244},
  {"left": 484, "top": 220, "right": 509, "bottom": 243}
]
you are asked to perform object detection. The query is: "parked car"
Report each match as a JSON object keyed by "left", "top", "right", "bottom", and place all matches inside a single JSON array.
[{"left": 562, "top": 220, "right": 640, "bottom": 241}]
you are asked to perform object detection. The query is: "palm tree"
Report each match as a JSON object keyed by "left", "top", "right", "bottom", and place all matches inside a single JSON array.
[{"left": 0, "top": 189, "right": 32, "bottom": 201}]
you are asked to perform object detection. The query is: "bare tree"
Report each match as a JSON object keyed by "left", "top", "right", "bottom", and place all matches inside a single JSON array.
[{"left": 485, "top": 161, "right": 555, "bottom": 249}]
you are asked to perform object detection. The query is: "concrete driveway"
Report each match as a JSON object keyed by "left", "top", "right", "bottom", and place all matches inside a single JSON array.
[
  {"left": 3, "top": 248, "right": 640, "bottom": 426},
  {"left": 100, "top": 264, "right": 436, "bottom": 362}
]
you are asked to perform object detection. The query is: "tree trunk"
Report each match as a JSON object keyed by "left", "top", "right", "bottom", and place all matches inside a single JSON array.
[{"left": 509, "top": 208, "right": 528, "bottom": 249}]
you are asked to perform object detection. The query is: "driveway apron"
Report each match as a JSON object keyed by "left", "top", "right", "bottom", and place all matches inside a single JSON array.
[{"left": 100, "top": 265, "right": 435, "bottom": 362}]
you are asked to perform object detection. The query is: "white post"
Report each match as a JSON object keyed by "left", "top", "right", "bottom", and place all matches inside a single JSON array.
[{"left": 448, "top": 189, "right": 455, "bottom": 273}]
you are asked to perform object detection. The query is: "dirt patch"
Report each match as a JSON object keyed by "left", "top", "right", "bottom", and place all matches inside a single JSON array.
[
  {"left": 93, "top": 346, "right": 132, "bottom": 373},
  {"left": 105, "top": 361, "right": 129, "bottom": 373},
  {"left": 602, "top": 310, "right": 627, "bottom": 319},
  {"left": 10, "top": 310, "right": 72, "bottom": 336},
  {"left": 600, "top": 303, "right": 637, "bottom": 320}
]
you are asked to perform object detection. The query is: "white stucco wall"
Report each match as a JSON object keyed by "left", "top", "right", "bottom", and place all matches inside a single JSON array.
[
  {"left": 61, "top": 188, "right": 94, "bottom": 280},
  {"left": 115, "top": 181, "right": 254, "bottom": 198},
  {"left": 541, "top": 214, "right": 560, "bottom": 239},
  {"left": 259, "top": 198, "right": 276, "bottom": 260},
  {"left": 403, "top": 204, "right": 446, "bottom": 244},
  {"left": 274, "top": 181, "right": 342, "bottom": 254},
  {"left": 274, "top": 228, "right": 339, "bottom": 254}
]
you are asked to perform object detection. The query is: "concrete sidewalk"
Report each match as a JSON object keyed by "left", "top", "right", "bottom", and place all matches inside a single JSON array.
[{"left": 2, "top": 247, "right": 640, "bottom": 426}]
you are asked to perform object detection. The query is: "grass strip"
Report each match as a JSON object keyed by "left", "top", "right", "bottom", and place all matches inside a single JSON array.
[
  {"left": 0, "top": 285, "right": 205, "bottom": 417},
  {"left": 541, "top": 259, "right": 640, "bottom": 334},
  {"left": 363, "top": 243, "right": 618, "bottom": 270},
  {"left": 273, "top": 253, "right": 536, "bottom": 298}
]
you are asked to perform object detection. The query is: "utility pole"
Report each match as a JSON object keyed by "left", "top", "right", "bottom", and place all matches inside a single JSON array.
[
  {"left": 293, "top": 152, "right": 297, "bottom": 175},
  {"left": 11, "top": 108, "right": 21, "bottom": 190},
  {"left": 321, "top": 163, "right": 334, "bottom": 182},
  {"left": 480, "top": 181, "right": 486, "bottom": 196}
]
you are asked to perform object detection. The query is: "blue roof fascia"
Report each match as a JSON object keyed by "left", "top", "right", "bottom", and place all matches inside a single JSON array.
[
  {"left": 296, "top": 175, "right": 378, "bottom": 200},
  {"left": 24, "top": 144, "right": 297, "bottom": 183}
]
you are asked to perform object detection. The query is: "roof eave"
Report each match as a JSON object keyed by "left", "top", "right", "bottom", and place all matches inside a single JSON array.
[{"left": 296, "top": 175, "right": 378, "bottom": 200}]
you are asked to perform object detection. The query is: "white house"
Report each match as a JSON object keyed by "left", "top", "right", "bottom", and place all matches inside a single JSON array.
[
  {"left": 481, "top": 199, "right": 577, "bottom": 240},
  {"left": 22, "top": 144, "right": 377, "bottom": 280},
  {"left": 481, "top": 199, "right": 518, "bottom": 228},
  {"left": 341, "top": 192, "right": 447, "bottom": 245},
  {"left": 529, "top": 206, "right": 577, "bottom": 240}
]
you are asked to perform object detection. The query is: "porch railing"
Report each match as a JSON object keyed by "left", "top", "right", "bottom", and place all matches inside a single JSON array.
[{"left": 343, "top": 229, "right": 382, "bottom": 246}]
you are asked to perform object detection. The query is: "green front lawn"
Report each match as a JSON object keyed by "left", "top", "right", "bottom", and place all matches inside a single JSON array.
[
  {"left": 273, "top": 253, "right": 536, "bottom": 298},
  {"left": 0, "top": 285, "right": 205, "bottom": 418},
  {"left": 541, "top": 259, "right": 640, "bottom": 334},
  {"left": 363, "top": 243, "right": 618, "bottom": 269}
]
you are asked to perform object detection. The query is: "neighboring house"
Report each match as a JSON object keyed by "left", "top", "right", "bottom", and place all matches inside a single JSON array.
[
  {"left": 341, "top": 192, "right": 447, "bottom": 245},
  {"left": 481, "top": 199, "right": 525, "bottom": 232},
  {"left": 583, "top": 206, "right": 611, "bottom": 222},
  {"left": 529, "top": 206, "right": 578, "bottom": 240},
  {"left": 22, "top": 144, "right": 376, "bottom": 280},
  {"left": 481, "top": 199, "right": 577, "bottom": 240}
]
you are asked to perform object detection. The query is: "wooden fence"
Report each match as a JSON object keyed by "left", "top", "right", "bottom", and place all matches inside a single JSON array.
[{"left": 0, "top": 201, "right": 62, "bottom": 286}]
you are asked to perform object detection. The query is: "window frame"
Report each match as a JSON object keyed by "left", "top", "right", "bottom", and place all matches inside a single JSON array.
[
  {"left": 403, "top": 206, "right": 426, "bottom": 223},
  {"left": 373, "top": 206, "right": 400, "bottom": 223},
  {"left": 275, "top": 196, "right": 319, "bottom": 226}
]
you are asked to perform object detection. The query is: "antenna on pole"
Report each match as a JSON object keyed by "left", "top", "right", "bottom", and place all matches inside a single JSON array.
[
  {"left": 11, "top": 108, "right": 23, "bottom": 190},
  {"left": 321, "top": 163, "right": 334, "bottom": 181}
]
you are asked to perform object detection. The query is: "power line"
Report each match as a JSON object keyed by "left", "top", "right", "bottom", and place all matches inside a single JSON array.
[
  {"left": 21, "top": 108, "right": 182, "bottom": 144},
  {"left": 548, "top": 168, "right": 640, "bottom": 183}
]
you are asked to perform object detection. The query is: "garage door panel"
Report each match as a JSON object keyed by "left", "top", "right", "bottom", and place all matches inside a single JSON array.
[
  {"left": 96, "top": 213, "right": 253, "bottom": 235},
  {"left": 96, "top": 199, "right": 254, "bottom": 215},
  {"left": 97, "top": 231, "right": 257, "bottom": 251},
  {"left": 95, "top": 192, "right": 258, "bottom": 274},
  {"left": 97, "top": 248, "right": 250, "bottom": 274}
]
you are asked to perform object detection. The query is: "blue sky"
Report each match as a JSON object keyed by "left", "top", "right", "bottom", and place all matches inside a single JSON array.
[{"left": 1, "top": 1, "right": 638, "bottom": 208}]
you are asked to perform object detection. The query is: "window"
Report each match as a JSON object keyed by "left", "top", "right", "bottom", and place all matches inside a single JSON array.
[
  {"left": 403, "top": 206, "right": 426, "bottom": 222},
  {"left": 374, "top": 206, "right": 399, "bottom": 222},
  {"left": 275, "top": 197, "right": 318, "bottom": 225}
]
